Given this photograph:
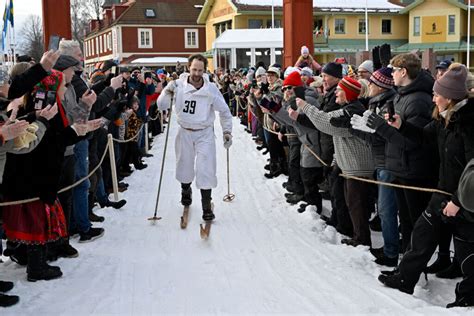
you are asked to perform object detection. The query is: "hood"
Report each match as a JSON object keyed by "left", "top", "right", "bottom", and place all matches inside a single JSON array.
[{"left": 397, "top": 69, "right": 434, "bottom": 97}]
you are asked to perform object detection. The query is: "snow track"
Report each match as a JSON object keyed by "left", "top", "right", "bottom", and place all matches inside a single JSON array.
[{"left": 2, "top": 116, "right": 471, "bottom": 315}]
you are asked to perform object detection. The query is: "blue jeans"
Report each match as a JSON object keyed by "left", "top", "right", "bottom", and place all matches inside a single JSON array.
[
  {"left": 377, "top": 169, "right": 399, "bottom": 258},
  {"left": 71, "top": 140, "right": 91, "bottom": 233}
]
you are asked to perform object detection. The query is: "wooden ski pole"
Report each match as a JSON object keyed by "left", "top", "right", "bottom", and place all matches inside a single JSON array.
[{"left": 223, "top": 148, "right": 235, "bottom": 202}]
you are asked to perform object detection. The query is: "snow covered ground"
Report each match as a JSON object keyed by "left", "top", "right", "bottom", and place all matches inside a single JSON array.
[{"left": 1, "top": 116, "right": 472, "bottom": 315}]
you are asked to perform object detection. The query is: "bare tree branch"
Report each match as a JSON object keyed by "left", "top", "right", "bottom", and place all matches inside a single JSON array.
[{"left": 19, "top": 15, "right": 44, "bottom": 62}]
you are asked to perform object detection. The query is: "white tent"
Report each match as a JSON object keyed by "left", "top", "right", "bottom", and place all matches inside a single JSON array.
[{"left": 129, "top": 57, "right": 189, "bottom": 67}]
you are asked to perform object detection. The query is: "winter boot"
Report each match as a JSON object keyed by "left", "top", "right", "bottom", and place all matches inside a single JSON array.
[
  {"left": 0, "top": 293, "right": 19, "bottom": 307},
  {"left": 201, "top": 189, "right": 215, "bottom": 221},
  {"left": 436, "top": 259, "right": 462, "bottom": 279},
  {"left": 181, "top": 183, "right": 192, "bottom": 206},
  {"left": 27, "top": 245, "right": 62, "bottom": 282},
  {"left": 297, "top": 203, "right": 309, "bottom": 213},
  {"left": 286, "top": 193, "right": 304, "bottom": 205},
  {"left": 447, "top": 296, "right": 474, "bottom": 308},
  {"left": 378, "top": 272, "right": 415, "bottom": 295},
  {"left": 425, "top": 253, "right": 451, "bottom": 274},
  {"left": 264, "top": 162, "right": 282, "bottom": 179},
  {"left": 3, "top": 242, "right": 27, "bottom": 266},
  {"left": 0, "top": 281, "right": 14, "bottom": 292}
]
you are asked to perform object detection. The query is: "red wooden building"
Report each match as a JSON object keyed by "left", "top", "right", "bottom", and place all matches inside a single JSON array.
[{"left": 83, "top": 0, "right": 205, "bottom": 73}]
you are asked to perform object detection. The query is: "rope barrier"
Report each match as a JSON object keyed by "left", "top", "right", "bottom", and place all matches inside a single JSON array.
[
  {"left": 339, "top": 173, "right": 451, "bottom": 196},
  {"left": 112, "top": 123, "right": 145, "bottom": 143},
  {"left": 0, "top": 139, "right": 112, "bottom": 207}
]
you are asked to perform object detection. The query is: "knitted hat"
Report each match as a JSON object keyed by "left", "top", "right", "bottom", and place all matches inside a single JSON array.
[
  {"left": 255, "top": 66, "right": 266, "bottom": 78},
  {"left": 53, "top": 55, "right": 80, "bottom": 71},
  {"left": 358, "top": 60, "right": 374, "bottom": 74},
  {"left": 369, "top": 67, "right": 394, "bottom": 89},
  {"left": 322, "top": 62, "right": 343, "bottom": 79},
  {"left": 466, "top": 72, "right": 474, "bottom": 91},
  {"left": 433, "top": 65, "right": 468, "bottom": 100},
  {"left": 283, "top": 71, "right": 304, "bottom": 87},
  {"left": 101, "top": 59, "right": 117, "bottom": 72},
  {"left": 338, "top": 76, "right": 362, "bottom": 102},
  {"left": 301, "top": 45, "right": 309, "bottom": 55},
  {"left": 300, "top": 67, "right": 313, "bottom": 77},
  {"left": 35, "top": 69, "right": 63, "bottom": 92},
  {"left": 266, "top": 66, "right": 281, "bottom": 78},
  {"left": 458, "top": 159, "right": 474, "bottom": 213}
]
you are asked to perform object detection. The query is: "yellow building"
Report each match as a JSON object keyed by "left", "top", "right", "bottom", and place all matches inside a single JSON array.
[
  {"left": 393, "top": 0, "right": 474, "bottom": 66},
  {"left": 197, "top": 0, "right": 409, "bottom": 70}
]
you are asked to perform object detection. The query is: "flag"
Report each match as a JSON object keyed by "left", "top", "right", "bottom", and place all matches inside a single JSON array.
[
  {"left": 2, "top": 1, "right": 9, "bottom": 51},
  {"left": 7, "top": 0, "right": 13, "bottom": 28}
]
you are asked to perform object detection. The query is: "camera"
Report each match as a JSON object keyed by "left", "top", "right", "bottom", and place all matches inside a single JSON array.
[
  {"left": 385, "top": 100, "right": 395, "bottom": 122},
  {"left": 260, "top": 95, "right": 282, "bottom": 112}
]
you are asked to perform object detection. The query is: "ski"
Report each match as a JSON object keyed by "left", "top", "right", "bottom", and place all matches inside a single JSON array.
[
  {"left": 180, "top": 205, "right": 190, "bottom": 229},
  {"left": 200, "top": 221, "right": 212, "bottom": 239}
]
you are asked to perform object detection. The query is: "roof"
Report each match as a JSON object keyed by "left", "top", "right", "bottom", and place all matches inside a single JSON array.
[
  {"left": 400, "top": 0, "right": 474, "bottom": 14},
  {"left": 116, "top": 0, "right": 205, "bottom": 25},
  {"left": 392, "top": 41, "right": 471, "bottom": 53},
  {"left": 198, "top": 0, "right": 403, "bottom": 23},
  {"left": 103, "top": 0, "right": 122, "bottom": 8},
  {"left": 129, "top": 56, "right": 189, "bottom": 66},
  {"left": 212, "top": 28, "right": 283, "bottom": 49}
]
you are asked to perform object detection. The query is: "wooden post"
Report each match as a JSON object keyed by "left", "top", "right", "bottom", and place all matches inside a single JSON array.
[
  {"left": 145, "top": 123, "right": 149, "bottom": 154},
  {"left": 42, "top": 0, "right": 72, "bottom": 49},
  {"left": 283, "top": 0, "right": 314, "bottom": 68},
  {"left": 107, "top": 134, "right": 119, "bottom": 202}
]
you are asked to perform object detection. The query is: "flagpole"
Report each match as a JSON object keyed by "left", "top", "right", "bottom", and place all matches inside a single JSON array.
[
  {"left": 271, "top": 0, "right": 274, "bottom": 28},
  {"left": 468, "top": 0, "right": 471, "bottom": 69},
  {"left": 365, "top": 0, "right": 369, "bottom": 51}
]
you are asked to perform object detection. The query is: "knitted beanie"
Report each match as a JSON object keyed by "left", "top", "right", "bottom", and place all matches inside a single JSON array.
[
  {"left": 267, "top": 66, "right": 281, "bottom": 78},
  {"left": 284, "top": 66, "right": 300, "bottom": 78},
  {"left": 358, "top": 60, "right": 374, "bottom": 74},
  {"left": 301, "top": 45, "right": 309, "bottom": 55},
  {"left": 283, "top": 71, "right": 304, "bottom": 87},
  {"left": 300, "top": 67, "right": 313, "bottom": 77},
  {"left": 458, "top": 159, "right": 474, "bottom": 213},
  {"left": 369, "top": 67, "right": 394, "bottom": 89},
  {"left": 433, "top": 65, "right": 468, "bottom": 100},
  {"left": 322, "top": 62, "right": 343, "bottom": 79},
  {"left": 466, "top": 72, "right": 474, "bottom": 91},
  {"left": 255, "top": 66, "right": 266, "bottom": 78},
  {"left": 338, "top": 76, "right": 362, "bottom": 102}
]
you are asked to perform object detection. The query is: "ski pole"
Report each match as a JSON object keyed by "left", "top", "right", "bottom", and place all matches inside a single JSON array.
[
  {"left": 223, "top": 148, "right": 235, "bottom": 202},
  {"left": 148, "top": 105, "right": 173, "bottom": 222}
]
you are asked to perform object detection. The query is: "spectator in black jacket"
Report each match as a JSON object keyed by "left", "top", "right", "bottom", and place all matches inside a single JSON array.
[
  {"left": 368, "top": 53, "right": 438, "bottom": 252},
  {"left": 377, "top": 64, "right": 474, "bottom": 309}
]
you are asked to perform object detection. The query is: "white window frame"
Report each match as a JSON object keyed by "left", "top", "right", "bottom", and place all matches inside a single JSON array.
[
  {"left": 184, "top": 28, "right": 199, "bottom": 49},
  {"left": 95, "top": 37, "right": 99, "bottom": 55},
  {"left": 138, "top": 28, "right": 153, "bottom": 48},
  {"left": 99, "top": 35, "right": 103, "bottom": 53},
  {"left": 107, "top": 33, "right": 112, "bottom": 50}
]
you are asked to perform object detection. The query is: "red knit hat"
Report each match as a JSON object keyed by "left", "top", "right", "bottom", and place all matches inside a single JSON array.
[
  {"left": 338, "top": 76, "right": 361, "bottom": 102},
  {"left": 283, "top": 71, "right": 303, "bottom": 87}
]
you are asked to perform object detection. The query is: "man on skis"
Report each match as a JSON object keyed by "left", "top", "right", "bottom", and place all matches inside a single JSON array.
[{"left": 157, "top": 54, "right": 233, "bottom": 221}]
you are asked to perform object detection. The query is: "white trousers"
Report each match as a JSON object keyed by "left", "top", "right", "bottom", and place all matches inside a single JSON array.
[{"left": 175, "top": 126, "right": 217, "bottom": 189}]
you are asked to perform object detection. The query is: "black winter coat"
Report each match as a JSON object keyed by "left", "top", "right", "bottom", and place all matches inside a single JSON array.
[
  {"left": 375, "top": 70, "right": 438, "bottom": 180},
  {"left": 400, "top": 98, "right": 474, "bottom": 241}
]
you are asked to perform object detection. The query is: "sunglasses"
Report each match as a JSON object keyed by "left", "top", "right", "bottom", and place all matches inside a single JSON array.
[
  {"left": 282, "top": 86, "right": 294, "bottom": 92},
  {"left": 388, "top": 65, "right": 402, "bottom": 72}
]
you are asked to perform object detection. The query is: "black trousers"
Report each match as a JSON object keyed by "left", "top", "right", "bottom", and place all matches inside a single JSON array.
[
  {"left": 58, "top": 154, "right": 76, "bottom": 230},
  {"left": 287, "top": 137, "right": 303, "bottom": 194},
  {"left": 399, "top": 208, "right": 474, "bottom": 300},
  {"left": 394, "top": 177, "right": 436, "bottom": 252},
  {"left": 344, "top": 178, "right": 373, "bottom": 246},
  {"left": 300, "top": 167, "right": 323, "bottom": 209},
  {"left": 329, "top": 166, "right": 353, "bottom": 236}
]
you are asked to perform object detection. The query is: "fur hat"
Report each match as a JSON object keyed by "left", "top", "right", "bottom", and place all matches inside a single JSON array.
[
  {"left": 369, "top": 67, "right": 394, "bottom": 89},
  {"left": 322, "top": 62, "right": 343, "bottom": 79},
  {"left": 433, "top": 65, "right": 468, "bottom": 100},
  {"left": 284, "top": 66, "right": 299, "bottom": 78},
  {"left": 338, "top": 76, "right": 362, "bottom": 102}
]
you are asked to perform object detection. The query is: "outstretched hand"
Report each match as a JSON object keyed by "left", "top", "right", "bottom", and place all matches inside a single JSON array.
[{"left": 223, "top": 132, "right": 232, "bottom": 149}]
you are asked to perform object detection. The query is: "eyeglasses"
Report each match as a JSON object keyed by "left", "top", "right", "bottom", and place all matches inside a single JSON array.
[
  {"left": 388, "top": 65, "right": 402, "bottom": 72},
  {"left": 282, "top": 86, "right": 294, "bottom": 92}
]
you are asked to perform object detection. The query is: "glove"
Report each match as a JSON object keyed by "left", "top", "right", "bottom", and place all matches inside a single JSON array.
[
  {"left": 366, "top": 112, "right": 386, "bottom": 131},
  {"left": 223, "top": 132, "right": 232, "bottom": 149},
  {"left": 350, "top": 113, "right": 375, "bottom": 133},
  {"left": 329, "top": 109, "right": 351, "bottom": 128},
  {"left": 372, "top": 46, "right": 381, "bottom": 71},
  {"left": 379, "top": 44, "right": 392, "bottom": 67}
]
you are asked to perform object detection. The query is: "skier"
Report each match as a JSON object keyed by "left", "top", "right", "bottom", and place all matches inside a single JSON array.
[{"left": 157, "top": 54, "right": 233, "bottom": 221}]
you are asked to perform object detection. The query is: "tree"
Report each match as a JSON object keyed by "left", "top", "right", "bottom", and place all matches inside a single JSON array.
[
  {"left": 71, "top": 0, "right": 92, "bottom": 46},
  {"left": 18, "top": 15, "right": 44, "bottom": 62}
]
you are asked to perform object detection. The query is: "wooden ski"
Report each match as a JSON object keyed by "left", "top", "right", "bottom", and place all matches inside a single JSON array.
[
  {"left": 200, "top": 222, "right": 212, "bottom": 239},
  {"left": 180, "top": 205, "right": 190, "bottom": 229}
]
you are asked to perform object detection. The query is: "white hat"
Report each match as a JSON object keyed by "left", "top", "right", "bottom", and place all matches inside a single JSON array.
[
  {"left": 255, "top": 67, "right": 266, "bottom": 78},
  {"left": 358, "top": 60, "right": 374, "bottom": 74}
]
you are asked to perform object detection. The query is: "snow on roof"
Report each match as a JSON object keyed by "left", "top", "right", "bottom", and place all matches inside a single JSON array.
[
  {"left": 213, "top": 28, "right": 283, "bottom": 49},
  {"left": 130, "top": 57, "right": 189, "bottom": 65},
  {"left": 234, "top": 0, "right": 403, "bottom": 10}
]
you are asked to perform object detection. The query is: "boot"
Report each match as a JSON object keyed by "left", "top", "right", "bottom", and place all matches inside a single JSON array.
[
  {"left": 436, "top": 259, "right": 462, "bottom": 279},
  {"left": 297, "top": 203, "right": 308, "bottom": 213},
  {"left": 181, "top": 183, "right": 192, "bottom": 206},
  {"left": 286, "top": 193, "right": 304, "bottom": 205},
  {"left": 201, "top": 189, "right": 215, "bottom": 221},
  {"left": 264, "top": 162, "right": 282, "bottom": 179},
  {"left": 447, "top": 296, "right": 474, "bottom": 308},
  {"left": 378, "top": 273, "right": 415, "bottom": 295},
  {"left": 3, "top": 242, "right": 27, "bottom": 266},
  {"left": 99, "top": 199, "right": 127, "bottom": 209},
  {"left": 0, "top": 293, "right": 19, "bottom": 307},
  {"left": 369, "top": 214, "right": 382, "bottom": 232},
  {"left": 89, "top": 210, "right": 104, "bottom": 223},
  {"left": 0, "top": 280, "right": 14, "bottom": 292},
  {"left": 27, "top": 245, "right": 62, "bottom": 282},
  {"left": 425, "top": 253, "right": 451, "bottom": 274}
]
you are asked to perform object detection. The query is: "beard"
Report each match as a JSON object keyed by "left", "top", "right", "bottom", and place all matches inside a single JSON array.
[{"left": 190, "top": 74, "right": 202, "bottom": 82}]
